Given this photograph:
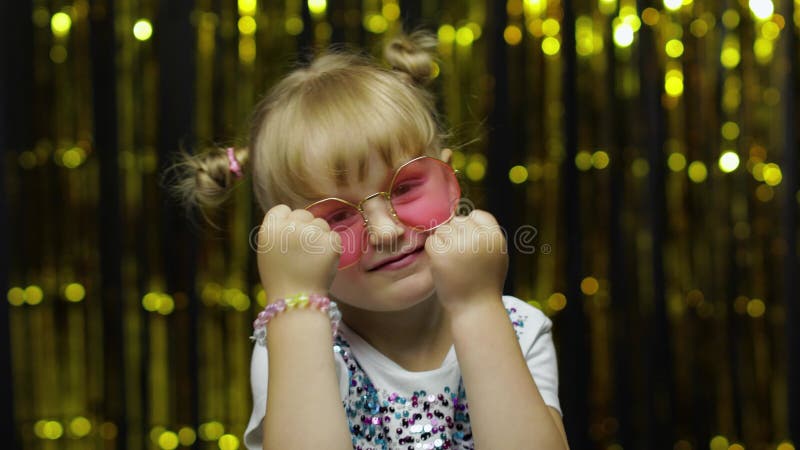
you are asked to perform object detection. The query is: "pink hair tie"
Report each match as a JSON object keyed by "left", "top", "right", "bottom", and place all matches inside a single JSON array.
[{"left": 226, "top": 147, "right": 243, "bottom": 179}]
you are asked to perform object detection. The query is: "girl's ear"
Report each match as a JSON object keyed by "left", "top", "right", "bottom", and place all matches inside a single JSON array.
[{"left": 439, "top": 148, "right": 453, "bottom": 164}]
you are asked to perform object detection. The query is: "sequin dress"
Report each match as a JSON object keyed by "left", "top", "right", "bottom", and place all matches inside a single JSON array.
[{"left": 244, "top": 295, "right": 561, "bottom": 450}]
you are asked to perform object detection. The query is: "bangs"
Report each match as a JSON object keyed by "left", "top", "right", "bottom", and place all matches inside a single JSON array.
[
  {"left": 290, "top": 70, "right": 439, "bottom": 200},
  {"left": 250, "top": 56, "right": 445, "bottom": 211}
]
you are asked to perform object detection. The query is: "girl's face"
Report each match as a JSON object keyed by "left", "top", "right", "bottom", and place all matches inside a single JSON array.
[{"left": 305, "top": 150, "right": 452, "bottom": 312}]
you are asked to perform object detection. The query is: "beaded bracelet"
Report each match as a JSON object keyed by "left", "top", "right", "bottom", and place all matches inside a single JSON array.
[{"left": 250, "top": 293, "right": 341, "bottom": 347}]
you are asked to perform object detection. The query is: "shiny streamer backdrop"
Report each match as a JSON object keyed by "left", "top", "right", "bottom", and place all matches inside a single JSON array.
[{"left": 1, "top": 0, "right": 798, "bottom": 449}]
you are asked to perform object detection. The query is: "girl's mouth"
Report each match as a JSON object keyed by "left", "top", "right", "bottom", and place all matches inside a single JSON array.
[{"left": 368, "top": 246, "right": 425, "bottom": 271}]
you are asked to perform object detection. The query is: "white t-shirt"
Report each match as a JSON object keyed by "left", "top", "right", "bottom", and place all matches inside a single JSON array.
[{"left": 244, "top": 295, "right": 561, "bottom": 450}]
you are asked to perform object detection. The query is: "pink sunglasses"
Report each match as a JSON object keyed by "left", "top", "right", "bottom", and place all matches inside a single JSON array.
[{"left": 305, "top": 156, "right": 461, "bottom": 269}]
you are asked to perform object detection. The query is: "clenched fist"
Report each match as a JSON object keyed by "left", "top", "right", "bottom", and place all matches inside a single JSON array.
[
  {"left": 424, "top": 209, "right": 509, "bottom": 313},
  {"left": 255, "top": 205, "right": 342, "bottom": 301}
]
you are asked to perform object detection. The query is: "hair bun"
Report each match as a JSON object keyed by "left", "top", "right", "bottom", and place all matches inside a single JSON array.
[
  {"left": 165, "top": 146, "right": 250, "bottom": 213},
  {"left": 384, "top": 31, "right": 438, "bottom": 85}
]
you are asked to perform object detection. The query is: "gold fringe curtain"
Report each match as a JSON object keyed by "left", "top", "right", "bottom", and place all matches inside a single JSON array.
[{"left": 2, "top": 0, "right": 798, "bottom": 449}]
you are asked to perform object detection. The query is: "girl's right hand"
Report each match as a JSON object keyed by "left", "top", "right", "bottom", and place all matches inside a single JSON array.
[{"left": 255, "top": 204, "right": 342, "bottom": 300}]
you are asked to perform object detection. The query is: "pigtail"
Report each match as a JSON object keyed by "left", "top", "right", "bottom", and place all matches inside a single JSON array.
[
  {"left": 383, "top": 30, "right": 438, "bottom": 86},
  {"left": 165, "top": 145, "right": 250, "bottom": 213}
]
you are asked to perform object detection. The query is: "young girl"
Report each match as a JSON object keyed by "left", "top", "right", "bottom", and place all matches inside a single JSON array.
[{"left": 176, "top": 32, "right": 567, "bottom": 450}]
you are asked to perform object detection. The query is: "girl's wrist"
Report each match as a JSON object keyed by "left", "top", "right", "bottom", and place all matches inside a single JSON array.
[
  {"left": 444, "top": 292, "right": 504, "bottom": 324},
  {"left": 251, "top": 293, "right": 341, "bottom": 346}
]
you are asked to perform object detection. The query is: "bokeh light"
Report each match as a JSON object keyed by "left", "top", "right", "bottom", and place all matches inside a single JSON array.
[
  {"left": 133, "top": 19, "right": 153, "bottom": 41},
  {"left": 722, "top": 10, "right": 741, "bottom": 29},
  {"left": 690, "top": 18, "right": 709, "bottom": 37},
  {"left": 547, "top": 293, "right": 567, "bottom": 311},
  {"left": 364, "top": 15, "right": 388, "bottom": 33},
  {"left": 665, "top": 39, "right": 684, "bottom": 58},
  {"left": 688, "top": 161, "right": 708, "bottom": 183},
  {"left": 581, "top": 277, "right": 599, "bottom": 295},
  {"left": 219, "top": 434, "right": 240, "bottom": 450},
  {"left": 69, "top": 417, "right": 92, "bottom": 437},
  {"left": 238, "top": 0, "right": 256, "bottom": 15},
  {"left": 542, "top": 37, "right": 561, "bottom": 55},
  {"left": 308, "top": 0, "right": 327, "bottom": 16},
  {"left": 642, "top": 8, "right": 660, "bottom": 26},
  {"left": 754, "top": 38, "right": 774, "bottom": 63},
  {"left": 762, "top": 163, "right": 783, "bottom": 186},
  {"left": 509, "top": 165, "right": 528, "bottom": 184},
  {"left": 178, "top": 427, "right": 197, "bottom": 446},
  {"left": 25, "top": 285, "right": 44, "bottom": 305},
  {"left": 158, "top": 431, "right": 179, "bottom": 450},
  {"left": 665, "top": 69, "right": 684, "bottom": 97},
  {"left": 51, "top": 12, "right": 72, "bottom": 37},
  {"left": 504, "top": 25, "right": 523, "bottom": 45},
  {"left": 382, "top": 4, "right": 400, "bottom": 21},
  {"left": 456, "top": 26, "right": 475, "bottom": 46},
  {"left": 575, "top": 151, "right": 593, "bottom": 171},
  {"left": 64, "top": 283, "right": 86, "bottom": 302},
  {"left": 746, "top": 298, "right": 766, "bottom": 318},
  {"left": 592, "top": 151, "right": 610, "bottom": 169},
  {"left": 524, "top": 0, "right": 547, "bottom": 16},
  {"left": 542, "top": 18, "right": 560, "bottom": 36},
  {"left": 465, "top": 162, "right": 485, "bottom": 181},
  {"left": 199, "top": 422, "right": 225, "bottom": 441},
  {"left": 710, "top": 436, "right": 730, "bottom": 450},
  {"left": 761, "top": 21, "right": 780, "bottom": 39},
  {"left": 749, "top": 0, "right": 774, "bottom": 20},
  {"left": 721, "top": 121, "right": 740, "bottom": 140},
  {"left": 668, "top": 153, "right": 687, "bottom": 172},
  {"left": 613, "top": 23, "right": 634, "bottom": 47},
  {"left": 664, "top": 0, "right": 682, "bottom": 11},
  {"left": 100, "top": 422, "right": 118, "bottom": 440},
  {"left": 718, "top": 151, "right": 740, "bottom": 173},
  {"left": 285, "top": 16, "right": 303, "bottom": 35},
  {"left": 756, "top": 184, "right": 775, "bottom": 202},
  {"left": 238, "top": 16, "right": 256, "bottom": 35},
  {"left": 438, "top": 24, "right": 456, "bottom": 44},
  {"left": 721, "top": 38, "right": 741, "bottom": 68},
  {"left": 7, "top": 287, "right": 25, "bottom": 306},
  {"left": 43, "top": 421, "right": 64, "bottom": 439}
]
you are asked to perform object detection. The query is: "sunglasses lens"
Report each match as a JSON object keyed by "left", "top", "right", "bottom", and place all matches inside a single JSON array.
[
  {"left": 390, "top": 157, "right": 460, "bottom": 231},
  {"left": 306, "top": 200, "right": 365, "bottom": 269}
]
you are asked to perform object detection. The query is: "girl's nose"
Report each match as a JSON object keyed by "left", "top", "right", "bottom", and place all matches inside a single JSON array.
[{"left": 361, "top": 196, "right": 404, "bottom": 247}]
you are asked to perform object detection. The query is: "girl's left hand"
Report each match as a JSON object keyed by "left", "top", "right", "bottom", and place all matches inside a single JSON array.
[{"left": 424, "top": 209, "right": 509, "bottom": 313}]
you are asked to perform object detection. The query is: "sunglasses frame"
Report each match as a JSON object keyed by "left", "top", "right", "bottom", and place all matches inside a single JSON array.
[{"left": 304, "top": 155, "right": 461, "bottom": 232}]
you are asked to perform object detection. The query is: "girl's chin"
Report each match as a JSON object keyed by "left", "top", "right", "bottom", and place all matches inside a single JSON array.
[
  {"left": 332, "top": 272, "right": 436, "bottom": 311},
  {"left": 362, "top": 290, "right": 436, "bottom": 312},
  {"left": 395, "top": 282, "right": 437, "bottom": 309}
]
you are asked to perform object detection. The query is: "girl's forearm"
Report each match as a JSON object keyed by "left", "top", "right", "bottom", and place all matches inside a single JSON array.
[
  {"left": 449, "top": 299, "right": 569, "bottom": 450},
  {"left": 263, "top": 308, "right": 352, "bottom": 450}
]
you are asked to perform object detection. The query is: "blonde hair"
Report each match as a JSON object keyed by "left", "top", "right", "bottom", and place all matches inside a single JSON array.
[{"left": 169, "top": 31, "right": 445, "bottom": 214}]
